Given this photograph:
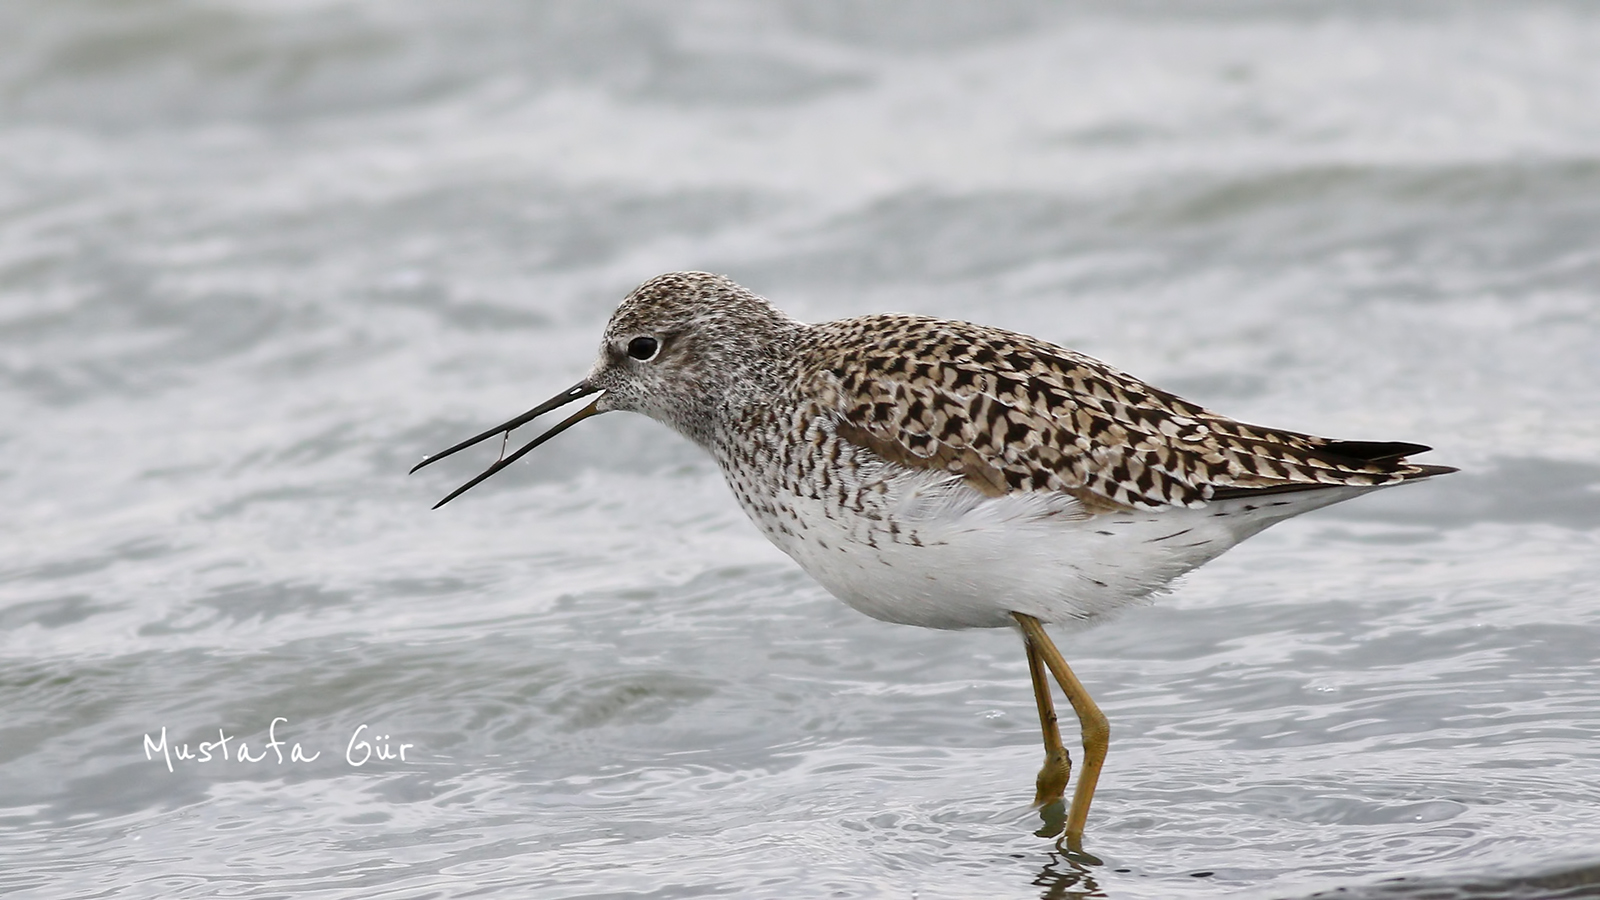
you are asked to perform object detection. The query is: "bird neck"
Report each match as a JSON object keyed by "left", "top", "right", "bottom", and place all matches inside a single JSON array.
[{"left": 671, "top": 319, "right": 809, "bottom": 453}]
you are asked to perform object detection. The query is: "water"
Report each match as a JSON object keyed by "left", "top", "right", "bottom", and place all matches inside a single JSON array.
[{"left": 3, "top": 2, "right": 1599, "bottom": 897}]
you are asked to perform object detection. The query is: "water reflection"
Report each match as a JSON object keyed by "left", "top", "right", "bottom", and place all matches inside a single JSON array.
[{"left": 1033, "top": 850, "right": 1106, "bottom": 900}]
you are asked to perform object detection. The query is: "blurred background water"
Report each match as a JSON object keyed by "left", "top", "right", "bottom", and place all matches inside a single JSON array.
[{"left": 3, "top": 2, "right": 1600, "bottom": 898}]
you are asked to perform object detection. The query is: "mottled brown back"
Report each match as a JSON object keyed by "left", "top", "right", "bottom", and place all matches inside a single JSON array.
[{"left": 797, "top": 314, "right": 1451, "bottom": 512}]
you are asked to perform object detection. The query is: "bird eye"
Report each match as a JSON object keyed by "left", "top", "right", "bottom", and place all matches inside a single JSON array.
[{"left": 627, "top": 336, "right": 660, "bottom": 361}]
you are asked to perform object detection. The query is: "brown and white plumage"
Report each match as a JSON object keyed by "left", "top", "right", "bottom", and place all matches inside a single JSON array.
[
  {"left": 804, "top": 313, "right": 1449, "bottom": 511},
  {"left": 414, "top": 271, "right": 1454, "bottom": 845}
]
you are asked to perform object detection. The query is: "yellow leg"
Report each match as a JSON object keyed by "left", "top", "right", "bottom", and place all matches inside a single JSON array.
[
  {"left": 1014, "top": 613, "right": 1109, "bottom": 849},
  {"left": 1025, "top": 633, "right": 1072, "bottom": 809}
]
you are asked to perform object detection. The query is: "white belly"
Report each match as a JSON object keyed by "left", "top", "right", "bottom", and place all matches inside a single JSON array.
[{"left": 734, "top": 465, "right": 1374, "bottom": 630}]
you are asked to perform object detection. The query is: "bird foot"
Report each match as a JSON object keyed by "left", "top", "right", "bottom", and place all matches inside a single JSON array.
[
  {"left": 1031, "top": 747, "right": 1072, "bottom": 808},
  {"left": 1034, "top": 799, "right": 1067, "bottom": 838}
]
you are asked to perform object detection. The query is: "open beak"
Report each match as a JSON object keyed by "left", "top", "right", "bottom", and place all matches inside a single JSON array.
[{"left": 410, "top": 380, "right": 605, "bottom": 509}]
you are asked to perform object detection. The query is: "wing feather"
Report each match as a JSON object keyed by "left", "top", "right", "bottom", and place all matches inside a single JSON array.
[{"left": 799, "top": 314, "right": 1452, "bottom": 511}]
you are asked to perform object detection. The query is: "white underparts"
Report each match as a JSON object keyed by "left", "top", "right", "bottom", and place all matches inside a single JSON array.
[{"left": 743, "top": 465, "right": 1382, "bottom": 630}]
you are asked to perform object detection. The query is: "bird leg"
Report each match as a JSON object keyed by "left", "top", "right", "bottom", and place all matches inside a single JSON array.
[
  {"left": 1014, "top": 612, "right": 1109, "bottom": 849},
  {"left": 1025, "top": 633, "right": 1072, "bottom": 822}
]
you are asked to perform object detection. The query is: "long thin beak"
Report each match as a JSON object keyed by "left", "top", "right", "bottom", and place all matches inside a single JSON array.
[{"left": 411, "top": 380, "right": 605, "bottom": 509}]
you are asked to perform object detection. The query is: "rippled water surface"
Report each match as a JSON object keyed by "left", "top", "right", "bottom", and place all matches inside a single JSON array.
[{"left": 4, "top": 2, "right": 1600, "bottom": 898}]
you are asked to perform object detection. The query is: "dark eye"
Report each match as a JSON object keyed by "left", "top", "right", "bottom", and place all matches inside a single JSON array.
[{"left": 627, "top": 336, "right": 660, "bottom": 361}]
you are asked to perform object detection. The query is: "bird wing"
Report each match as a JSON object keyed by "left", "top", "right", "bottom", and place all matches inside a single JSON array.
[{"left": 801, "top": 315, "right": 1450, "bottom": 511}]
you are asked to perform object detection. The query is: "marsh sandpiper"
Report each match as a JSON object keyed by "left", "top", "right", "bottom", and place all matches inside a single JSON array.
[{"left": 412, "top": 272, "right": 1454, "bottom": 848}]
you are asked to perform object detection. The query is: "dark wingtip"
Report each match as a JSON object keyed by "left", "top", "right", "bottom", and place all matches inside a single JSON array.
[
  {"left": 1319, "top": 440, "right": 1434, "bottom": 465},
  {"left": 1318, "top": 440, "right": 1456, "bottom": 480}
]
